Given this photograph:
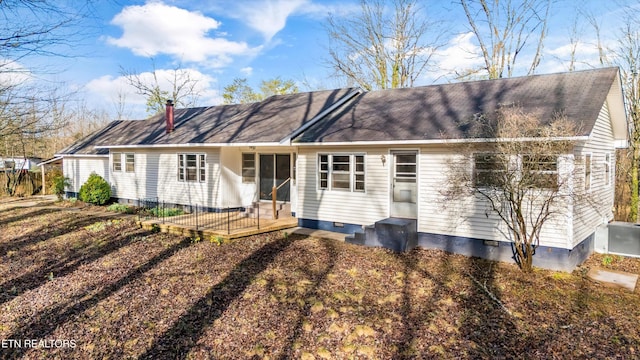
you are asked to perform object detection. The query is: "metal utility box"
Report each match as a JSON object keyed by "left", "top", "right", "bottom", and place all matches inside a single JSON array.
[{"left": 608, "top": 222, "right": 640, "bottom": 257}]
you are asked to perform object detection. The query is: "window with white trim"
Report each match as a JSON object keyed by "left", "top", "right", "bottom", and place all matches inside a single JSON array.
[
  {"left": 242, "top": 153, "right": 255, "bottom": 183},
  {"left": 112, "top": 153, "right": 122, "bottom": 172},
  {"left": 605, "top": 153, "right": 611, "bottom": 187},
  {"left": 585, "top": 154, "right": 592, "bottom": 191},
  {"left": 125, "top": 154, "right": 135, "bottom": 173},
  {"left": 318, "top": 154, "right": 365, "bottom": 192},
  {"left": 474, "top": 154, "right": 558, "bottom": 189},
  {"left": 178, "top": 154, "right": 206, "bottom": 182},
  {"left": 473, "top": 153, "right": 507, "bottom": 187},
  {"left": 522, "top": 155, "right": 558, "bottom": 189}
]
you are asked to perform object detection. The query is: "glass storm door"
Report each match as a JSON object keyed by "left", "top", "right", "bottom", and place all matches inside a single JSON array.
[
  {"left": 390, "top": 151, "right": 417, "bottom": 218},
  {"left": 259, "top": 154, "right": 291, "bottom": 201}
]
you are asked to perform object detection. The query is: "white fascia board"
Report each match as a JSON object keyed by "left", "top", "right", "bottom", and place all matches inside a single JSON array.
[
  {"left": 94, "top": 142, "right": 285, "bottom": 149},
  {"left": 38, "top": 156, "right": 63, "bottom": 165},
  {"left": 54, "top": 154, "right": 109, "bottom": 158},
  {"left": 294, "top": 136, "right": 588, "bottom": 147}
]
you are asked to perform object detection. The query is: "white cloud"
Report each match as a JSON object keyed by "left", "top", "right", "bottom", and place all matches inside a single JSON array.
[
  {"left": 107, "top": 2, "right": 259, "bottom": 67},
  {"left": 229, "top": 0, "right": 308, "bottom": 41},
  {"left": 429, "top": 32, "right": 485, "bottom": 81},
  {"left": 240, "top": 67, "right": 253, "bottom": 76},
  {"left": 86, "top": 68, "right": 220, "bottom": 119},
  {"left": 0, "top": 59, "right": 33, "bottom": 87}
]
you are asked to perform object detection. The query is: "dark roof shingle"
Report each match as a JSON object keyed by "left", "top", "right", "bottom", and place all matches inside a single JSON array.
[{"left": 297, "top": 67, "right": 619, "bottom": 143}]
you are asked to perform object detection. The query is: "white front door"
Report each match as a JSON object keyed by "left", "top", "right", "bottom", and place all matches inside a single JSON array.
[{"left": 390, "top": 151, "right": 418, "bottom": 219}]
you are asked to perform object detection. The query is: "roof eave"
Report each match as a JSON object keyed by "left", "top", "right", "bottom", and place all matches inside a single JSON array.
[{"left": 294, "top": 136, "right": 589, "bottom": 146}]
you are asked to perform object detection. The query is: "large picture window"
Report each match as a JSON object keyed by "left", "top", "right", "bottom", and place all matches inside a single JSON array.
[
  {"left": 318, "top": 154, "right": 365, "bottom": 192},
  {"left": 178, "top": 154, "right": 206, "bottom": 182}
]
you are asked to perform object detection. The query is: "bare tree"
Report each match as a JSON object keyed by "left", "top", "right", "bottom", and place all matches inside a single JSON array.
[
  {"left": 325, "top": 0, "right": 444, "bottom": 90},
  {"left": 459, "top": 0, "right": 551, "bottom": 79},
  {"left": 120, "top": 59, "right": 202, "bottom": 115},
  {"left": 443, "top": 106, "right": 584, "bottom": 272},
  {"left": 615, "top": 21, "right": 640, "bottom": 222},
  {"left": 222, "top": 77, "right": 299, "bottom": 104}
]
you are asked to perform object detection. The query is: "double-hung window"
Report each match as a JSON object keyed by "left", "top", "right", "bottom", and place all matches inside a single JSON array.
[
  {"left": 474, "top": 153, "right": 558, "bottom": 189},
  {"left": 605, "top": 153, "right": 611, "bottom": 187},
  {"left": 125, "top": 154, "right": 135, "bottom": 172},
  {"left": 178, "top": 154, "right": 206, "bottom": 182},
  {"left": 242, "top": 153, "right": 256, "bottom": 183},
  {"left": 584, "top": 154, "right": 592, "bottom": 191},
  {"left": 318, "top": 154, "right": 365, "bottom": 192},
  {"left": 474, "top": 153, "right": 507, "bottom": 187},
  {"left": 112, "top": 153, "right": 122, "bottom": 172},
  {"left": 522, "top": 155, "right": 558, "bottom": 189},
  {"left": 113, "top": 153, "right": 134, "bottom": 172}
]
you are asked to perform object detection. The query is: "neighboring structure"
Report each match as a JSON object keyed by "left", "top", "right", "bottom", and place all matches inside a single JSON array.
[{"left": 57, "top": 67, "right": 628, "bottom": 271}]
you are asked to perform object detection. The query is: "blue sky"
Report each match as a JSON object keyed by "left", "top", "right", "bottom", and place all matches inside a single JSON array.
[{"left": 15, "top": 0, "right": 635, "bottom": 119}]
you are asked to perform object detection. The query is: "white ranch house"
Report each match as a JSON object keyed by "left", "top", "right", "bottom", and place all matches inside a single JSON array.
[{"left": 58, "top": 67, "right": 628, "bottom": 271}]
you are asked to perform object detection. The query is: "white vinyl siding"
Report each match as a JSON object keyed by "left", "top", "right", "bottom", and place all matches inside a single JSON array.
[
  {"left": 572, "top": 102, "right": 616, "bottom": 246},
  {"left": 63, "top": 156, "right": 110, "bottom": 194},
  {"left": 298, "top": 147, "right": 387, "bottom": 226},
  {"left": 418, "top": 148, "right": 570, "bottom": 249},
  {"left": 110, "top": 148, "right": 220, "bottom": 208}
]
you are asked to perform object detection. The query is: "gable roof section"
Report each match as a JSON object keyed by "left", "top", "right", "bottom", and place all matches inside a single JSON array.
[
  {"left": 57, "top": 88, "right": 356, "bottom": 155},
  {"left": 296, "top": 67, "right": 622, "bottom": 144},
  {"left": 57, "top": 120, "right": 130, "bottom": 155}
]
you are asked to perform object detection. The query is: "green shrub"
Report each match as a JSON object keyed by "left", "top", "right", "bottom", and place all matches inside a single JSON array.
[
  {"left": 107, "top": 203, "right": 134, "bottom": 213},
  {"left": 51, "top": 175, "right": 71, "bottom": 201},
  {"left": 78, "top": 173, "right": 111, "bottom": 205},
  {"left": 149, "top": 207, "right": 184, "bottom": 217}
]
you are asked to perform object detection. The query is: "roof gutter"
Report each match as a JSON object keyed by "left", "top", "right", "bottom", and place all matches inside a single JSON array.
[
  {"left": 279, "top": 87, "right": 363, "bottom": 145},
  {"left": 293, "top": 136, "right": 590, "bottom": 147}
]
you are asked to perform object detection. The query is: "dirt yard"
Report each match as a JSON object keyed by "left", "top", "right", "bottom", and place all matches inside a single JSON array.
[{"left": 0, "top": 197, "right": 638, "bottom": 359}]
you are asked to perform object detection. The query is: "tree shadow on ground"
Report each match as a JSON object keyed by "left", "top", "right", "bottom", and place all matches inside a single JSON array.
[
  {"left": 391, "top": 249, "right": 460, "bottom": 358},
  {"left": 138, "top": 235, "right": 297, "bottom": 359},
  {"left": 0, "top": 207, "right": 60, "bottom": 228},
  {"left": 0, "top": 219, "right": 147, "bottom": 306},
  {"left": 277, "top": 238, "right": 338, "bottom": 359},
  {"left": 3, "top": 236, "right": 192, "bottom": 359},
  {"left": 458, "top": 257, "right": 522, "bottom": 358}
]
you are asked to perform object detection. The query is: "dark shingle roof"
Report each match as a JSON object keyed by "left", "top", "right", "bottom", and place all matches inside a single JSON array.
[
  {"left": 57, "top": 88, "right": 354, "bottom": 155},
  {"left": 297, "top": 67, "right": 620, "bottom": 143},
  {"left": 58, "top": 68, "right": 620, "bottom": 155}
]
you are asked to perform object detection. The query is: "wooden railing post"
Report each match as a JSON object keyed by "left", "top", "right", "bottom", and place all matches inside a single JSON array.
[{"left": 272, "top": 186, "right": 277, "bottom": 220}]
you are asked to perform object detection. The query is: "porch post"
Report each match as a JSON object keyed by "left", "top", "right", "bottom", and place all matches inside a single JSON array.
[
  {"left": 272, "top": 186, "right": 277, "bottom": 220},
  {"left": 40, "top": 164, "right": 46, "bottom": 195}
]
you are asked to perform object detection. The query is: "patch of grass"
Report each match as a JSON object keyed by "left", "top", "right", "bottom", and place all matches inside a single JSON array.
[
  {"left": 107, "top": 203, "right": 134, "bottom": 214},
  {"left": 149, "top": 207, "right": 184, "bottom": 217}
]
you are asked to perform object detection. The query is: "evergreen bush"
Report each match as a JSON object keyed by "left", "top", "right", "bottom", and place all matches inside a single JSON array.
[{"left": 79, "top": 173, "right": 111, "bottom": 205}]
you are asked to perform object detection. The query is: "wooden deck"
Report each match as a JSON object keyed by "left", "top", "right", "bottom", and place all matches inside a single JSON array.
[{"left": 137, "top": 212, "right": 298, "bottom": 240}]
